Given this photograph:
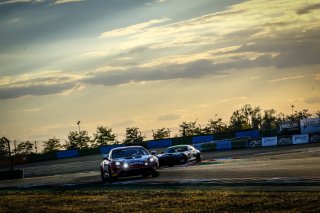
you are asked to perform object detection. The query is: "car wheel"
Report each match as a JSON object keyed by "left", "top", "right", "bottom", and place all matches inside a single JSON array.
[
  {"left": 151, "top": 170, "right": 160, "bottom": 177},
  {"left": 179, "top": 155, "right": 188, "bottom": 165},
  {"left": 196, "top": 154, "right": 202, "bottom": 162},
  {"left": 100, "top": 168, "right": 108, "bottom": 182}
]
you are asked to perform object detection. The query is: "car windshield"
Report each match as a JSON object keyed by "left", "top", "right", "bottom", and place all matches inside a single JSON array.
[
  {"left": 111, "top": 148, "right": 148, "bottom": 159},
  {"left": 165, "top": 146, "right": 188, "bottom": 153}
]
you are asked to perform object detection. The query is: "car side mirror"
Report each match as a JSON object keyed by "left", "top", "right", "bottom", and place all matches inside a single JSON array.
[
  {"left": 102, "top": 154, "right": 109, "bottom": 160},
  {"left": 151, "top": 151, "right": 157, "bottom": 155}
]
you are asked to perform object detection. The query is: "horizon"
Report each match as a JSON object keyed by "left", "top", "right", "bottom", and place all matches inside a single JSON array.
[{"left": 1, "top": 0, "right": 320, "bottom": 143}]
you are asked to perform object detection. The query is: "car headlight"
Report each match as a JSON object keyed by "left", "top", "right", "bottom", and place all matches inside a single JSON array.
[
  {"left": 149, "top": 157, "right": 155, "bottom": 163},
  {"left": 123, "top": 162, "right": 129, "bottom": 169},
  {"left": 115, "top": 161, "right": 121, "bottom": 166}
]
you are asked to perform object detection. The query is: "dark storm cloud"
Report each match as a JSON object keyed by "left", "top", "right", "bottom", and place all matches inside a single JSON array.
[
  {"left": 83, "top": 55, "right": 273, "bottom": 86},
  {"left": 296, "top": 3, "right": 320, "bottom": 14},
  {"left": 0, "top": 82, "right": 77, "bottom": 99}
]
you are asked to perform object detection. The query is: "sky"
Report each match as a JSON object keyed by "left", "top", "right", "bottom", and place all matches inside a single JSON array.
[{"left": 0, "top": 0, "right": 320, "bottom": 144}]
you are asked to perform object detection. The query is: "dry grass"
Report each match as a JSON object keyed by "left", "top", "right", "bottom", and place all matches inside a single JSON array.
[{"left": 0, "top": 189, "right": 320, "bottom": 212}]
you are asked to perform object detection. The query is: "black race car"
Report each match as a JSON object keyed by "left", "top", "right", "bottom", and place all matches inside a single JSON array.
[
  {"left": 156, "top": 145, "right": 202, "bottom": 167},
  {"left": 100, "top": 146, "right": 160, "bottom": 181}
]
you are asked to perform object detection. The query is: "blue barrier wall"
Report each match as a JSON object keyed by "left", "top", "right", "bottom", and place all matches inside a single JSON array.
[
  {"left": 236, "top": 130, "right": 260, "bottom": 138},
  {"left": 56, "top": 150, "right": 79, "bottom": 159},
  {"left": 192, "top": 135, "right": 214, "bottom": 144},
  {"left": 147, "top": 139, "right": 172, "bottom": 149},
  {"left": 216, "top": 140, "right": 232, "bottom": 151},
  {"left": 100, "top": 144, "right": 125, "bottom": 155}
]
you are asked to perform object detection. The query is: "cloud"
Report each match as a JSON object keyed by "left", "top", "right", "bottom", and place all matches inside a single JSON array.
[
  {"left": 297, "top": 3, "right": 320, "bottom": 14},
  {"left": 100, "top": 18, "right": 170, "bottom": 39},
  {"left": 268, "top": 75, "right": 304, "bottom": 83},
  {"left": 0, "top": 71, "right": 84, "bottom": 99},
  {"left": 304, "top": 96, "right": 320, "bottom": 104},
  {"left": 53, "top": 0, "right": 85, "bottom": 5},
  {"left": 0, "top": 83, "right": 79, "bottom": 99},
  {"left": 0, "top": 0, "right": 44, "bottom": 5},
  {"left": 158, "top": 113, "right": 181, "bottom": 121},
  {"left": 9, "top": 108, "right": 41, "bottom": 113},
  {"left": 315, "top": 74, "right": 320, "bottom": 81},
  {"left": 84, "top": 54, "right": 276, "bottom": 86},
  {"left": 216, "top": 97, "right": 248, "bottom": 103}
]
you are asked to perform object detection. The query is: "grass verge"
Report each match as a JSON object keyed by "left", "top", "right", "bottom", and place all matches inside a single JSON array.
[{"left": 1, "top": 189, "right": 320, "bottom": 212}]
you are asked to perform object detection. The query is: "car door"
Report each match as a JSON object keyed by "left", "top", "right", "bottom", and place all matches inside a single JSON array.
[{"left": 188, "top": 146, "right": 197, "bottom": 160}]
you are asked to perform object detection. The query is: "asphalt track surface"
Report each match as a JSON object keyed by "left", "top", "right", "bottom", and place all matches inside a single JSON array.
[{"left": 1, "top": 143, "right": 320, "bottom": 190}]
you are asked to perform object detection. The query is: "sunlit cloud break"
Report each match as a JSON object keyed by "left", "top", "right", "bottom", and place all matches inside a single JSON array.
[{"left": 100, "top": 18, "right": 170, "bottom": 39}]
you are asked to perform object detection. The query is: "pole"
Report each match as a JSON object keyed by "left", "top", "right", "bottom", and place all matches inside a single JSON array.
[
  {"left": 291, "top": 105, "right": 294, "bottom": 115},
  {"left": 14, "top": 140, "right": 17, "bottom": 154},
  {"left": 34, "top": 141, "right": 37, "bottom": 154},
  {"left": 77, "top": 121, "right": 81, "bottom": 133}
]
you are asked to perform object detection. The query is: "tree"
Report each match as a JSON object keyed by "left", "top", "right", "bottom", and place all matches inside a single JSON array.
[
  {"left": 13, "top": 141, "right": 34, "bottom": 155},
  {"left": 316, "top": 110, "right": 320, "bottom": 117},
  {"left": 179, "top": 121, "right": 202, "bottom": 137},
  {"left": 229, "top": 110, "right": 249, "bottom": 131},
  {"left": 92, "top": 126, "right": 117, "bottom": 147},
  {"left": 202, "top": 118, "right": 227, "bottom": 134},
  {"left": 43, "top": 137, "right": 62, "bottom": 153},
  {"left": 276, "top": 113, "right": 286, "bottom": 123},
  {"left": 152, "top": 128, "right": 171, "bottom": 140},
  {"left": 261, "top": 109, "right": 277, "bottom": 131},
  {"left": 64, "top": 130, "right": 90, "bottom": 150},
  {"left": 123, "top": 127, "right": 145, "bottom": 145},
  {"left": 287, "top": 109, "right": 312, "bottom": 121},
  {"left": 229, "top": 105, "right": 262, "bottom": 131},
  {"left": 0, "top": 138, "right": 9, "bottom": 159}
]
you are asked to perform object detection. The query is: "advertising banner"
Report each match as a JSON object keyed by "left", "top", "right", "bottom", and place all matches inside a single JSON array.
[
  {"left": 279, "top": 121, "right": 300, "bottom": 135},
  {"left": 236, "top": 130, "right": 260, "bottom": 138},
  {"left": 309, "top": 133, "right": 320, "bottom": 143},
  {"left": 277, "top": 136, "right": 292, "bottom": 145},
  {"left": 262, "top": 137, "right": 277, "bottom": 146},
  {"left": 292, "top": 134, "right": 309, "bottom": 144},
  {"left": 192, "top": 135, "right": 214, "bottom": 144},
  {"left": 300, "top": 117, "right": 320, "bottom": 134},
  {"left": 147, "top": 139, "right": 172, "bottom": 149},
  {"left": 56, "top": 150, "right": 79, "bottom": 159},
  {"left": 247, "top": 139, "right": 262, "bottom": 147},
  {"left": 100, "top": 144, "right": 125, "bottom": 155},
  {"left": 216, "top": 140, "right": 232, "bottom": 151},
  {"left": 193, "top": 143, "right": 203, "bottom": 151}
]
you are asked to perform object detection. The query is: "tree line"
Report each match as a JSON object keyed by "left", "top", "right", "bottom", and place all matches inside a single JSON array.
[{"left": 1, "top": 104, "right": 319, "bottom": 156}]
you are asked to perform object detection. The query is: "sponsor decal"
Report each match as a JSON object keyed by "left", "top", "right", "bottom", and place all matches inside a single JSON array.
[
  {"left": 129, "top": 161, "right": 144, "bottom": 165},
  {"left": 262, "top": 137, "right": 277, "bottom": 146},
  {"left": 279, "top": 121, "right": 300, "bottom": 135},
  {"left": 292, "top": 134, "right": 309, "bottom": 144},
  {"left": 247, "top": 139, "right": 262, "bottom": 147},
  {"left": 277, "top": 136, "right": 292, "bottom": 145},
  {"left": 300, "top": 117, "right": 320, "bottom": 134},
  {"left": 310, "top": 133, "right": 320, "bottom": 143}
]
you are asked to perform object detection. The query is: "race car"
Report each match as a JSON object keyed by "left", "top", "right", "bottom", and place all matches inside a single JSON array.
[
  {"left": 156, "top": 145, "right": 202, "bottom": 167},
  {"left": 100, "top": 146, "right": 160, "bottom": 181}
]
